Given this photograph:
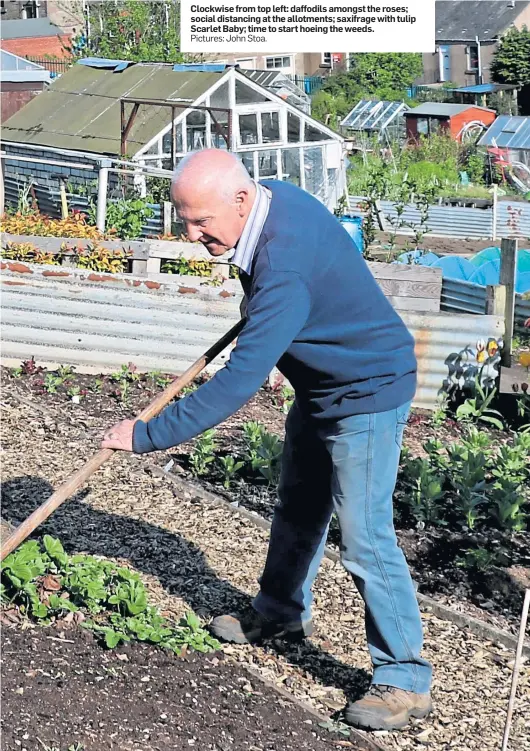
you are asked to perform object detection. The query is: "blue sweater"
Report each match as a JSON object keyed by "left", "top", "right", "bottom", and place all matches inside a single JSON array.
[{"left": 133, "top": 180, "right": 417, "bottom": 453}]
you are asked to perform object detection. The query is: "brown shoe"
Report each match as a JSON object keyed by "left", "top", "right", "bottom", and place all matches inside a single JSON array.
[
  {"left": 344, "top": 685, "right": 432, "bottom": 731},
  {"left": 210, "top": 610, "right": 314, "bottom": 645}
]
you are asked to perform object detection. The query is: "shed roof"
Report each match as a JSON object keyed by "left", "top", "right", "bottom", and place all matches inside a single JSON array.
[
  {"left": 450, "top": 83, "right": 518, "bottom": 94},
  {"left": 407, "top": 103, "right": 494, "bottom": 118},
  {"left": 0, "top": 18, "right": 63, "bottom": 40},
  {"left": 478, "top": 116, "right": 530, "bottom": 150},
  {"left": 1, "top": 62, "right": 224, "bottom": 155},
  {"left": 435, "top": 0, "right": 530, "bottom": 42}
]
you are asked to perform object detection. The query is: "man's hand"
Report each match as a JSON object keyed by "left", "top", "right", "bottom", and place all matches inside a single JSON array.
[{"left": 101, "top": 419, "right": 137, "bottom": 451}]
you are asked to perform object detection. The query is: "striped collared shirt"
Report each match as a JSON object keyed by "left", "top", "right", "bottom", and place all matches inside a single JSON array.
[{"left": 229, "top": 181, "right": 271, "bottom": 275}]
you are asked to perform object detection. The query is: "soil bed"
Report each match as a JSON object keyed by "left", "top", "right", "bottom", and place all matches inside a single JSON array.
[
  {"left": 1, "top": 623, "right": 347, "bottom": 751},
  {"left": 2, "top": 364, "right": 529, "bottom": 637}
]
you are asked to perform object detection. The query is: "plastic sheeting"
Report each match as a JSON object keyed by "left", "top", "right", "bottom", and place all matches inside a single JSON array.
[{"left": 397, "top": 246, "right": 530, "bottom": 294}]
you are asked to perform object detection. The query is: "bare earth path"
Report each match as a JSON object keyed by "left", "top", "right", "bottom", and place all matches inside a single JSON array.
[{"left": 1, "top": 398, "right": 529, "bottom": 751}]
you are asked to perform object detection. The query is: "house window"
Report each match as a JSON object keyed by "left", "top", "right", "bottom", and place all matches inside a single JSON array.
[
  {"left": 467, "top": 45, "right": 479, "bottom": 72},
  {"left": 321, "top": 53, "right": 332, "bottom": 67},
  {"left": 21, "top": 1, "right": 39, "bottom": 19},
  {"left": 236, "top": 58, "right": 256, "bottom": 69},
  {"left": 265, "top": 56, "right": 292, "bottom": 71}
]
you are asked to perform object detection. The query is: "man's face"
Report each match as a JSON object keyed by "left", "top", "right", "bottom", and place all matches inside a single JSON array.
[{"left": 172, "top": 183, "right": 251, "bottom": 257}]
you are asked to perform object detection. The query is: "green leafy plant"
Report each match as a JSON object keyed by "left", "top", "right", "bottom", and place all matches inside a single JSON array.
[
  {"left": 43, "top": 372, "right": 63, "bottom": 394},
  {"left": 255, "top": 432, "right": 283, "bottom": 486},
  {"left": 456, "top": 376, "right": 504, "bottom": 430},
  {"left": 148, "top": 370, "right": 172, "bottom": 389},
  {"left": 110, "top": 363, "right": 140, "bottom": 404},
  {"left": 218, "top": 455, "right": 245, "bottom": 489},
  {"left": 456, "top": 548, "right": 500, "bottom": 573},
  {"left": 400, "top": 455, "right": 445, "bottom": 524},
  {"left": 189, "top": 429, "right": 217, "bottom": 476},
  {"left": 1, "top": 536, "right": 220, "bottom": 656},
  {"left": 88, "top": 198, "right": 154, "bottom": 240}
]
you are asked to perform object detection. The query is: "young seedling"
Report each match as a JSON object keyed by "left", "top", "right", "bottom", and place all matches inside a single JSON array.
[
  {"left": 218, "top": 455, "right": 245, "bottom": 489},
  {"left": 189, "top": 429, "right": 217, "bottom": 476},
  {"left": 43, "top": 372, "right": 62, "bottom": 394}
]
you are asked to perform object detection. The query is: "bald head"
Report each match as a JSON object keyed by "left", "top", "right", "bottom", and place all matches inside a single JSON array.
[
  {"left": 172, "top": 149, "right": 253, "bottom": 202},
  {"left": 171, "top": 149, "right": 257, "bottom": 258}
]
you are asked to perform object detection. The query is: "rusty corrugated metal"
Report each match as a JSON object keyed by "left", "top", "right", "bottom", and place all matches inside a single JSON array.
[{"left": 0, "top": 263, "right": 504, "bottom": 409}]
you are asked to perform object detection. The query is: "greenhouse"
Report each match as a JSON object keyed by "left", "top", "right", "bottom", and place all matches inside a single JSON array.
[{"left": 2, "top": 59, "right": 346, "bottom": 211}]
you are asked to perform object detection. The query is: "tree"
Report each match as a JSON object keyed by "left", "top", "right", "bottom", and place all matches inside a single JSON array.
[
  {"left": 491, "top": 26, "right": 530, "bottom": 86},
  {"left": 67, "top": 1, "right": 184, "bottom": 64},
  {"left": 346, "top": 53, "right": 424, "bottom": 94}
]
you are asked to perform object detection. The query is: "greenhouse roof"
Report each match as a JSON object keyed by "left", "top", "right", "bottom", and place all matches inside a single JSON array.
[
  {"left": 478, "top": 116, "right": 530, "bottom": 150},
  {"left": 341, "top": 100, "right": 409, "bottom": 131}
]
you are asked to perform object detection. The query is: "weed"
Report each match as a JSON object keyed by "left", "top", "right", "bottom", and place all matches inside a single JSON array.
[
  {"left": 43, "top": 372, "right": 62, "bottom": 394},
  {"left": 111, "top": 363, "right": 140, "bottom": 404},
  {"left": 148, "top": 370, "right": 172, "bottom": 389},
  {"left": 456, "top": 548, "right": 499, "bottom": 572},
  {"left": 218, "top": 455, "right": 245, "bottom": 489},
  {"left": 189, "top": 430, "right": 217, "bottom": 476},
  {"left": 1, "top": 536, "right": 220, "bottom": 656}
]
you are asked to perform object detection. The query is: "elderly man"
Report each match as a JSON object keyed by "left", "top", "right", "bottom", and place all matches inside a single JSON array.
[{"left": 102, "top": 149, "right": 432, "bottom": 731}]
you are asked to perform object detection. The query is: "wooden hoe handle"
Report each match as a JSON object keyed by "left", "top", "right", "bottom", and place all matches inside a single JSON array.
[{"left": 1, "top": 319, "right": 245, "bottom": 561}]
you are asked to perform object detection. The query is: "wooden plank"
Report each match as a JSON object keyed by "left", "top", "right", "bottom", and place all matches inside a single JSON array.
[
  {"left": 387, "top": 295, "right": 439, "bottom": 312},
  {"left": 2, "top": 234, "right": 148, "bottom": 258},
  {"left": 376, "top": 278, "right": 440, "bottom": 300},
  {"left": 499, "top": 364, "right": 530, "bottom": 394},
  {"left": 367, "top": 262, "right": 442, "bottom": 283}
]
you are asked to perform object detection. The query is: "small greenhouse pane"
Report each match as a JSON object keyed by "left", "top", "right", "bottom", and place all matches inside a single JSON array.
[
  {"left": 186, "top": 110, "right": 207, "bottom": 151},
  {"left": 210, "top": 81, "right": 229, "bottom": 110},
  {"left": 239, "top": 113, "right": 258, "bottom": 145},
  {"left": 281, "top": 149, "right": 300, "bottom": 187},
  {"left": 240, "top": 152, "right": 255, "bottom": 178},
  {"left": 288, "top": 112, "right": 301, "bottom": 143},
  {"left": 261, "top": 112, "right": 280, "bottom": 143},
  {"left": 162, "top": 127, "right": 183, "bottom": 155},
  {"left": 304, "top": 146, "right": 325, "bottom": 199},
  {"left": 257, "top": 150, "right": 278, "bottom": 179},
  {"left": 145, "top": 140, "right": 160, "bottom": 156},
  {"left": 236, "top": 79, "right": 269, "bottom": 104},
  {"left": 305, "top": 121, "right": 326, "bottom": 142}
]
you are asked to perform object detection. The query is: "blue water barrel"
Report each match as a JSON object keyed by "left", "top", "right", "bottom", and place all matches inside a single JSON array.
[{"left": 339, "top": 215, "right": 363, "bottom": 252}]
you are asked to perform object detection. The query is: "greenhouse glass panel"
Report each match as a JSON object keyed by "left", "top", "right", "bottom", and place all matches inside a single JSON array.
[
  {"left": 261, "top": 112, "right": 280, "bottom": 143},
  {"left": 288, "top": 111, "right": 301, "bottom": 143},
  {"left": 305, "top": 121, "right": 327, "bottom": 142},
  {"left": 257, "top": 150, "right": 278, "bottom": 179},
  {"left": 304, "top": 146, "right": 325, "bottom": 200},
  {"left": 209, "top": 82, "right": 230, "bottom": 148},
  {"left": 236, "top": 79, "right": 269, "bottom": 104},
  {"left": 281, "top": 148, "right": 301, "bottom": 187},
  {"left": 186, "top": 110, "right": 207, "bottom": 151},
  {"left": 239, "top": 113, "right": 259, "bottom": 145},
  {"left": 241, "top": 152, "right": 255, "bottom": 178},
  {"left": 162, "top": 127, "right": 183, "bottom": 155}
]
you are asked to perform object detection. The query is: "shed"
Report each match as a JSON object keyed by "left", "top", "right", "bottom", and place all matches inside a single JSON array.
[
  {"left": 1, "top": 58, "right": 344, "bottom": 209},
  {"left": 0, "top": 50, "right": 50, "bottom": 122},
  {"left": 405, "top": 103, "right": 496, "bottom": 142}
]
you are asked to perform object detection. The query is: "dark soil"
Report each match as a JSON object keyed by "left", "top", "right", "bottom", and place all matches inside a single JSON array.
[
  {"left": 369, "top": 233, "right": 500, "bottom": 258},
  {"left": 0, "top": 623, "right": 347, "bottom": 751},
  {"left": 2, "top": 364, "right": 529, "bottom": 635}
]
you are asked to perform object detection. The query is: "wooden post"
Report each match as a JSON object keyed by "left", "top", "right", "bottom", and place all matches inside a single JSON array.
[
  {"left": 501, "top": 589, "right": 530, "bottom": 751},
  {"left": 163, "top": 201, "right": 172, "bottom": 236},
  {"left": 486, "top": 284, "right": 506, "bottom": 316},
  {"left": 500, "top": 238, "right": 517, "bottom": 367}
]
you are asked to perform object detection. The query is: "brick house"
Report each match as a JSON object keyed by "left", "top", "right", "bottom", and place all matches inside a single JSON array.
[
  {"left": 417, "top": 0, "right": 530, "bottom": 87},
  {"left": 0, "top": 17, "right": 71, "bottom": 58}
]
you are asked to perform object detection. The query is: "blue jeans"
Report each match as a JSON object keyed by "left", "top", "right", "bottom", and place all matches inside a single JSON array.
[{"left": 253, "top": 400, "right": 432, "bottom": 694}]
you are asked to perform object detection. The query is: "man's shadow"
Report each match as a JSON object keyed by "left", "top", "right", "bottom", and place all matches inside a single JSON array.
[{"left": 1, "top": 475, "right": 371, "bottom": 704}]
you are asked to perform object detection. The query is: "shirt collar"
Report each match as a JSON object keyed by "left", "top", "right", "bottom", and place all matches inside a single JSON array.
[{"left": 229, "top": 181, "right": 271, "bottom": 274}]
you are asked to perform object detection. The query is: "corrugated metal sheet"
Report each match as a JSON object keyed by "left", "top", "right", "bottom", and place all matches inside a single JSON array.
[
  {"left": 441, "top": 278, "right": 487, "bottom": 314},
  {"left": 478, "top": 116, "right": 530, "bottom": 150},
  {"left": 2, "top": 64, "right": 224, "bottom": 155},
  {"left": 0, "top": 263, "right": 504, "bottom": 410},
  {"left": 348, "top": 197, "right": 530, "bottom": 240}
]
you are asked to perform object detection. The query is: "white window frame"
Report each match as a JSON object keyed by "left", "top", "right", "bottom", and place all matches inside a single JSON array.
[
  {"left": 265, "top": 55, "right": 293, "bottom": 73},
  {"left": 235, "top": 57, "right": 257, "bottom": 69},
  {"left": 466, "top": 44, "right": 479, "bottom": 72}
]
